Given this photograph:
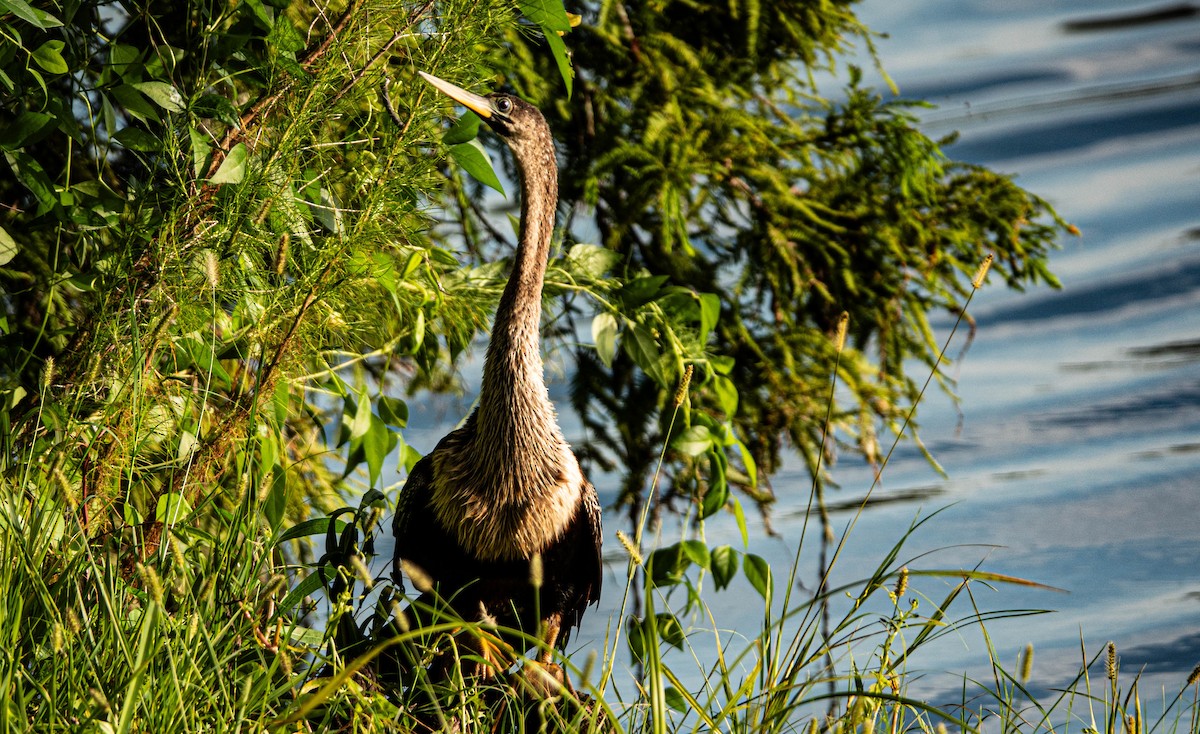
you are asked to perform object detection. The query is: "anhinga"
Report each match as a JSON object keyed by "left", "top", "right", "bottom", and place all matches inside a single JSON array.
[{"left": 391, "top": 72, "right": 603, "bottom": 691}]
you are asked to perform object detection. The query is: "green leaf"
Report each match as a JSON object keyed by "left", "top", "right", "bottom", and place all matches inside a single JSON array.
[
  {"left": 349, "top": 390, "right": 372, "bottom": 441},
  {"left": 209, "top": 143, "right": 248, "bottom": 184},
  {"left": 181, "top": 334, "right": 232, "bottom": 387},
  {"left": 377, "top": 396, "right": 408, "bottom": 427},
  {"left": 591, "top": 312, "right": 617, "bottom": 367},
  {"left": 619, "top": 275, "right": 669, "bottom": 308},
  {"left": 516, "top": 0, "right": 571, "bottom": 32},
  {"left": 278, "top": 566, "right": 334, "bottom": 614},
  {"left": 362, "top": 414, "right": 397, "bottom": 487},
  {"left": 273, "top": 379, "right": 289, "bottom": 425},
  {"left": 428, "top": 246, "right": 459, "bottom": 266},
  {"left": 743, "top": 553, "right": 773, "bottom": 603},
  {"left": 730, "top": 498, "right": 750, "bottom": 547},
  {"left": 647, "top": 543, "right": 688, "bottom": 587},
  {"left": 680, "top": 540, "right": 710, "bottom": 569},
  {"left": 566, "top": 243, "right": 621, "bottom": 280},
  {"left": 241, "top": 0, "right": 274, "bottom": 28},
  {"left": 108, "top": 43, "right": 140, "bottom": 79},
  {"left": 699, "top": 469, "right": 728, "bottom": 519},
  {"left": 276, "top": 517, "right": 344, "bottom": 545},
  {"left": 155, "top": 493, "right": 192, "bottom": 524},
  {"left": 543, "top": 24, "right": 573, "bottom": 97},
  {"left": 189, "top": 127, "right": 211, "bottom": 177},
  {"left": 399, "top": 444, "right": 423, "bottom": 472},
  {"left": 267, "top": 15, "right": 305, "bottom": 53},
  {"left": 4, "top": 151, "right": 56, "bottom": 214},
  {"left": 0, "top": 226, "right": 17, "bottom": 266},
  {"left": 698, "top": 292, "right": 720, "bottom": 338},
  {"left": 113, "top": 127, "right": 161, "bottom": 152},
  {"left": 736, "top": 439, "right": 758, "bottom": 488},
  {"left": 663, "top": 686, "right": 687, "bottom": 714},
  {"left": 264, "top": 466, "right": 288, "bottom": 531},
  {"left": 0, "top": 0, "right": 62, "bottom": 28},
  {"left": 709, "top": 354, "right": 734, "bottom": 375},
  {"left": 133, "top": 81, "right": 184, "bottom": 112},
  {"left": 1, "top": 111, "right": 55, "bottom": 150},
  {"left": 623, "top": 322, "right": 667, "bottom": 385},
  {"left": 673, "top": 425, "right": 711, "bottom": 457},
  {"left": 442, "top": 111, "right": 481, "bottom": 145},
  {"left": 711, "top": 374, "right": 738, "bottom": 416},
  {"left": 110, "top": 84, "right": 160, "bottom": 124},
  {"left": 711, "top": 545, "right": 737, "bottom": 590},
  {"left": 654, "top": 612, "right": 685, "bottom": 649},
  {"left": 31, "top": 40, "right": 68, "bottom": 74},
  {"left": 448, "top": 139, "right": 504, "bottom": 195},
  {"left": 626, "top": 616, "right": 646, "bottom": 662},
  {"left": 192, "top": 94, "right": 240, "bottom": 126}
]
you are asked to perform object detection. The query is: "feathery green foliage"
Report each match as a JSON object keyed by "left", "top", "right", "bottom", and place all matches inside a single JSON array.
[{"left": 0, "top": 0, "right": 1133, "bottom": 730}]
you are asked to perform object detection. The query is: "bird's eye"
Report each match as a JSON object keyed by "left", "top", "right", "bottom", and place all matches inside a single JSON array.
[{"left": 496, "top": 97, "right": 513, "bottom": 114}]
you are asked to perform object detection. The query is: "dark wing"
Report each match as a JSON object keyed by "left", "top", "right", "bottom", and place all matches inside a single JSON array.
[
  {"left": 557, "top": 477, "right": 604, "bottom": 649},
  {"left": 583, "top": 479, "right": 603, "bottom": 605},
  {"left": 391, "top": 453, "right": 435, "bottom": 591}
]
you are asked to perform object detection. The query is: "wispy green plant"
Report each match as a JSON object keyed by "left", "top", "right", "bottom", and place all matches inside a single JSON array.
[{"left": 1, "top": 0, "right": 1165, "bottom": 732}]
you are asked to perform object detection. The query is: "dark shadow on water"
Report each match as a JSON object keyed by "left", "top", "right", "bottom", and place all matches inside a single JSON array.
[
  {"left": 1034, "top": 378, "right": 1200, "bottom": 430},
  {"left": 1115, "top": 626, "right": 1200, "bottom": 676},
  {"left": 1063, "top": 338, "right": 1200, "bottom": 372},
  {"left": 899, "top": 69, "right": 1071, "bottom": 103},
  {"left": 982, "top": 255, "right": 1200, "bottom": 325},
  {"left": 945, "top": 92, "right": 1200, "bottom": 163},
  {"left": 795, "top": 484, "right": 948, "bottom": 517},
  {"left": 1127, "top": 338, "right": 1200, "bottom": 360},
  {"left": 1133, "top": 441, "right": 1200, "bottom": 460},
  {"left": 1062, "top": 3, "right": 1200, "bottom": 33}
]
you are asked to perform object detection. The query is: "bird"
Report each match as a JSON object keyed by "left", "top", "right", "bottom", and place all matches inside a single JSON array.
[{"left": 391, "top": 71, "right": 603, "bottom": 693}]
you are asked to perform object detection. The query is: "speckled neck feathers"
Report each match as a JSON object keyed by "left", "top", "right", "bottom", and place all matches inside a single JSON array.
[
  {"left": 474, "top": 114, "right": 562, "bottom": 486},
  {"left": 429, "top": 101, "right": 584, "bottom": 561}
]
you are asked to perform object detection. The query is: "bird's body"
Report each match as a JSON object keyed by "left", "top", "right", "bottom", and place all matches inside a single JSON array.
[{"left": 392, "top": 73, "right": 602, "bottom": 675}]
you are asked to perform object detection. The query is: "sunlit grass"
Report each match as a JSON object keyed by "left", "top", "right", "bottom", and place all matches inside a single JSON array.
[{"left": 5, "top": 254, "right": 1196, "bottom": 732}]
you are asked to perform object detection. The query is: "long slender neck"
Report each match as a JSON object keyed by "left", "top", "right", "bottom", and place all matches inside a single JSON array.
[{"left": 473, "top": 137, "right": 563, "bottom": 470}]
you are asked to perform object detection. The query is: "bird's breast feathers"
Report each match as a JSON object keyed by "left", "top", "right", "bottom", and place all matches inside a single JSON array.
[{"left": 428, "top": 444, "right": 586, "bottom": 562}]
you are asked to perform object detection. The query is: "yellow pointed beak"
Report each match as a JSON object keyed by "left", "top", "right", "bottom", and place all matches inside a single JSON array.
[{"left": 418, "top": 71, "right": 493, "bottom": 119}]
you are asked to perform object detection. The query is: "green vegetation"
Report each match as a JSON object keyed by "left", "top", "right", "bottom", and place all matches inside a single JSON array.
[{"left": 3, "top": 0, "right": 1190, "bottom": 730}]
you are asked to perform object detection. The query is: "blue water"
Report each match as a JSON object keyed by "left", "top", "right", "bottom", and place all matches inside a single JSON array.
[
  {"left": 381, "top": 0, "right": 1200, "bottom": 719},
  {"left": 793, "top": 0, "right": 1200, "bottom": 710}
]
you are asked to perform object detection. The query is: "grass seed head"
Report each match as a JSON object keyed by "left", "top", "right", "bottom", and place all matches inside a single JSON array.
[
  {"left": 972, "top": 254, "right": 994, "bottom": 289},
  {"left": 673, "top": 364, "right": 693, "bottom": 407},
  {"left": 834, "top": 311, "right": 849, "bottom": 353},
  {"left": 390, "top": 598, "right": 411, "bottom": 633},
  {"left": 894, "top": 566, "right": 909, "bottom": 598},
  {"left": 40, "top": 356, "right": 55, "bottom": 391},
  {"left": 66, "top": 608, "right": 82, "bottom": 634},
  {"left": 580, "top": 649, "right": 597, "bottom": 689},
  {"left": 275, "top": 232, "right": 289, "bottom": 276},
  {"left": 1021, "top": 643, "right": 1034, "bottom": 683},
  {"left": 1188, "top": 662, "right": 1200, "bottom": 687},
  {"left": 401, "top": 560, "right": 433, "bottom": 593},
  {"left": 1107, "top": 641, "right": 1118, "bottom": 681},
  {"left": 529, "top": 552, "right": 544, "bottom": 589},
  {"left": 350, "top": 554, "right": 374, "bottom": 590},
  {"left": 203, "top": 249, "right": 219, "bottom": 288},
  {"left": 137, "top": 562, "right": 164, "bottom": 606},
  {"left": 616, "top": 530, "right": 643, "bottom": 565}
]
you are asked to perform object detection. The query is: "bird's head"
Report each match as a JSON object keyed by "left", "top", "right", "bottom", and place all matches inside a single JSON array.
[{"left": 419, "top": 71, "right": 554, "bottom": 171}]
